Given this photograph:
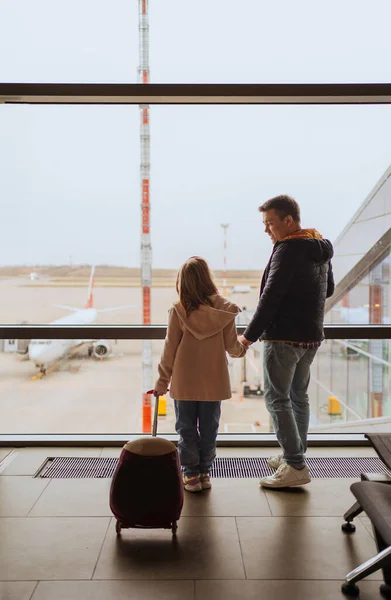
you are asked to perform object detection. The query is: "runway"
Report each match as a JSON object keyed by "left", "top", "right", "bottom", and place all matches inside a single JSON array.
[{"left": 0, "top": 272, "right": 270, "bottom": 435}]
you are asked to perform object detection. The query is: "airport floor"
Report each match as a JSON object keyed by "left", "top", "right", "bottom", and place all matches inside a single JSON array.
[{"left": 0, "top": 445, "right": 387, "bottom": 600}]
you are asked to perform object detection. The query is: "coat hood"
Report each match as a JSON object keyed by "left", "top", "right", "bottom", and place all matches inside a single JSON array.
[
  {"left": 173, "top": 295, "right": 241, "bottom": 340},
  {"left": 280, "top": 228, "right": 334, "bottom": 264}
]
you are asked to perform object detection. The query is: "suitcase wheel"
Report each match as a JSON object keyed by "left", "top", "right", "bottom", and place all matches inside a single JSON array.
[
  {"left": 171, "top": 521, "right": 178, "bottom": 536},
  {"left": 115, "top": 520, "right": 122, "bottom": 535}
]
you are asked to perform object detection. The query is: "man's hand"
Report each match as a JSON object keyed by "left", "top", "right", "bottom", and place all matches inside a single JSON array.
[{"left": 239, "top": 335, "right": 252, "bottom": 347}]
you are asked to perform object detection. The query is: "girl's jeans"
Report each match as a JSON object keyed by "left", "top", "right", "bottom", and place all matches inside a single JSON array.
[{"left": 174, "top": 400, "right": 221, "bottom": 477}]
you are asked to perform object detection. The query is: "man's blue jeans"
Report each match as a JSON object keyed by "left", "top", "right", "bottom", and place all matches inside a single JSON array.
[
  {"left": 263, "top": 341, "right": 318, "bottom": 468},
  {"left": 174, "top": 400, "right": 221, "bottom": 477}
]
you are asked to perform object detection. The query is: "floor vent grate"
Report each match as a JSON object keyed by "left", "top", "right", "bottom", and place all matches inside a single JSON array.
[{"left": 36, "top": 456, "right": 391, "bottom": 479}]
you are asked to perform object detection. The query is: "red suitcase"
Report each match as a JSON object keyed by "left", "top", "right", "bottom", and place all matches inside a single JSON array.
[{"left": 109, "top": 394, "right": 184, "bottom": 536}]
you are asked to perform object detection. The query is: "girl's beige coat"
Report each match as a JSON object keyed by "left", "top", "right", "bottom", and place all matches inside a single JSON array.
[{"left": 155, "top": 295, "right": 246, "bottom": 401}]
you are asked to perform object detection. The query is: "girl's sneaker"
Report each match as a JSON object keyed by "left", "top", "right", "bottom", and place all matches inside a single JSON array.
[
  {"left": 200, "top": 473, "right": 212, "bottom": 489},
  {"left": 183, "top": 474, "right": 202, "bottom": 492}
]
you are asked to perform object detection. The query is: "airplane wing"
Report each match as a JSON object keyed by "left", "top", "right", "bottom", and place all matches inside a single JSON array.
[
  {"left": 96, "top": 305, "right": 136, "bottom": 313},
  {"left": 53, "top": 304, "right": 82, "bottom": 311}
]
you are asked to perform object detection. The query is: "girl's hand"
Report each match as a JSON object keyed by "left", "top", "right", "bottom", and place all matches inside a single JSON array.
[
  {"left": 147, "top": 388, "right": 169, "bottom": 397},
  {"left": 238, "top": 334, "right": 252, "bottom": 347}
]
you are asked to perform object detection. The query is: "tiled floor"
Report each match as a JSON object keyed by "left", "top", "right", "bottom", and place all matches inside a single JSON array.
[{"left": 0, "top": 446, "right": 386, "bottom": 599}]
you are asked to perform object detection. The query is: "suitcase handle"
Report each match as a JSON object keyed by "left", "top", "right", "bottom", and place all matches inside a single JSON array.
[{"left": 146, "top": 389, "right": 169, "bottom": 437}]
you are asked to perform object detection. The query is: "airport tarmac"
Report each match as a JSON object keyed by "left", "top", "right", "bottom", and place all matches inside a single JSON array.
[
  {"left": 0, "top": 272, "right": 382, "bottom": 435},
  {"left": 0, "top": 273, "right": 271, "bottom": 435}
]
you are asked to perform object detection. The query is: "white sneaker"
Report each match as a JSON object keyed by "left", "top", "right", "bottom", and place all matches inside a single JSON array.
[
  {"left": 183, "top": 475, "right": 202, "bottom": 492},
  {"left": 267, "top": 454, "right": 284, "bottom": 470},
  {"left": 260, "top": 463, "right": 311, "bottom": 488}
]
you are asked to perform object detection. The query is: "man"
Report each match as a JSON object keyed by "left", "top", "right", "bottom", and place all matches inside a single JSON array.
[{"left": 239, "top": 195, "right": 334, "bottom": 488}]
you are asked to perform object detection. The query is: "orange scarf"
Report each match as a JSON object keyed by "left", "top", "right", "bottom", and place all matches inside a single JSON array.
[{"left": 283, "top": 228, "right": 323, "bottom": 241}]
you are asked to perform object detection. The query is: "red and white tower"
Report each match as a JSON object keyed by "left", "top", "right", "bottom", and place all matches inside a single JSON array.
[{"left": 139, "top": 0, "right": 152, "bottom": 432}]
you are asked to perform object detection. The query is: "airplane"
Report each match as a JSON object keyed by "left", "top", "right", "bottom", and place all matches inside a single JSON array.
[
  {"left": 28, "top": 266, "right": 134, "bottom": 378},
  {"left": 231, "top": 284, "right": 252, "bottom": 294}
]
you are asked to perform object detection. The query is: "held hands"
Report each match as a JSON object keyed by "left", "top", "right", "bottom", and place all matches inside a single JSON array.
[{"left": 238, "top": 334, "right": 252, "bottom": 348}]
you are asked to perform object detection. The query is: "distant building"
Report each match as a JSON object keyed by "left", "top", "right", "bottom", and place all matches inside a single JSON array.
[{"left": 0, "top": 338, "right": 29, "bottom": 354}]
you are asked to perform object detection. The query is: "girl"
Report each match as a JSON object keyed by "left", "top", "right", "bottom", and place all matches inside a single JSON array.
[{"left": 154, "top": 256, "right": 247, "bottom": 492}]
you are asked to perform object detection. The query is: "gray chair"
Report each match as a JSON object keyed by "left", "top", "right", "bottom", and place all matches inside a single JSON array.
[
  {"left": 342, "top": 481, "right": 391, "bottom": 597},
  {"left": 342, "top": 433, "right": 391, "bottom": 533}
]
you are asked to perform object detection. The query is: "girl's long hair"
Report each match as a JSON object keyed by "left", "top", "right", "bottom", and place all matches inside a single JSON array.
[{"left": 176, "top": 256, "right": 218, "bottom": 317}]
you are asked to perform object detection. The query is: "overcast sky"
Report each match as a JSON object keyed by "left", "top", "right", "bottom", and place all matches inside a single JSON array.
[{"left": 1, "top": 0, "right": 391, "bottom": 271}]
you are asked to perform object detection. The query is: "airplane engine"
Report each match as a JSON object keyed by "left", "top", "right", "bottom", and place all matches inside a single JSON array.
[{"left": 92, "top": 340, "right": 111, "bottom": 358}]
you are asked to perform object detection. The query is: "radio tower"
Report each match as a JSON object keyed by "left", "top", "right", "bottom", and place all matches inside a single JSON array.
[{"left": 139, "top": 0, "right": 152, "bottom": 433}]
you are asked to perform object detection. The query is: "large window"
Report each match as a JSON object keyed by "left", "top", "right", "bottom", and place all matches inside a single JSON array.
[
  {"left": 1, "top": 1, "right": 391, "bottom": 441},
  {"left": 0, "top": 101, "right": 391, "bottom": 437},
  {"left": 1, "top": 103, "right": 390, "bottom": 315},
  {"left": 1, "top": 0, "right": 391, "bottom": 84}
]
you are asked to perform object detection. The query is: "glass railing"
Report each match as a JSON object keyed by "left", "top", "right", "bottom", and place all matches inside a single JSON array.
[
  {"left": 308, "top": 337, "right": 391, "bottom": 432},
  {"left": 0, "top": 324, "right": 389, "bottom": 439}
]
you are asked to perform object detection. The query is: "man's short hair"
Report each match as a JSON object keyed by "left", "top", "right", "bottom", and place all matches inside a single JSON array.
[{"left": 259, "top": 195, "right": 301, "bottom": 223}]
